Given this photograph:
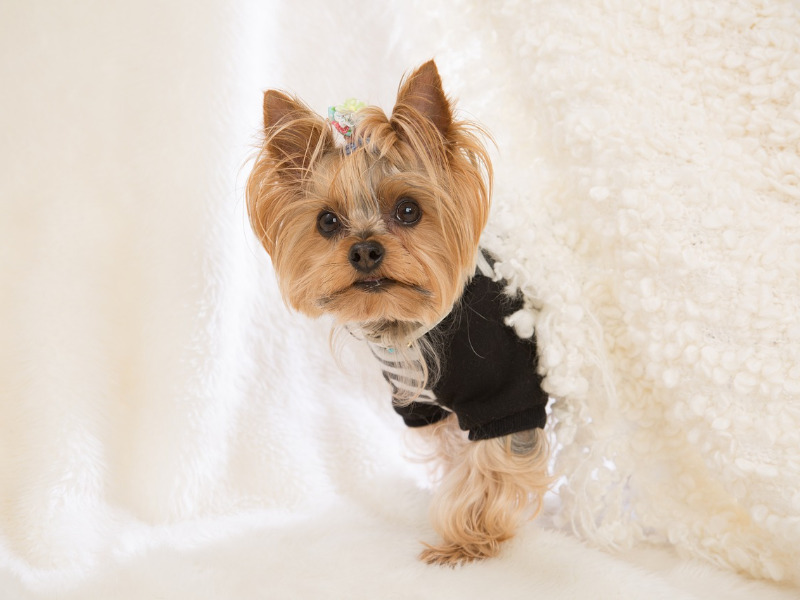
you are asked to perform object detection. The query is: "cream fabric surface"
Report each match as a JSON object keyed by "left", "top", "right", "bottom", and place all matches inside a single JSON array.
[
  {"left": 1, "top": 1, "right": 798, "bottom": 598},
  {"left": 443, "top": 0, "right": 800, "bottom": 584}
]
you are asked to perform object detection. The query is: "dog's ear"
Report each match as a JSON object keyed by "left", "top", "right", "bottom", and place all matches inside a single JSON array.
[
  {"left": 391, "top": 60, "right": 453, "bottom": 139},
  {"left": 263, "top": 90, "right": 333, "bottom": 180}
]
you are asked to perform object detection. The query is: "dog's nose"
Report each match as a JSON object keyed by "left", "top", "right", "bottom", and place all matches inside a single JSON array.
[{"left": 348, "top": 241, "right": 385, "bottom": 273}]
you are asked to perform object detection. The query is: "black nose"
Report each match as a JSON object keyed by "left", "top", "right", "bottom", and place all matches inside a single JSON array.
[{"left": 348, "top": 241, "right": 385, "bottom": 273}]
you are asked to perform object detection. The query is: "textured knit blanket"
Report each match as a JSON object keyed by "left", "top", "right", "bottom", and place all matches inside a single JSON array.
[{"left": 454, "top": 0, "right": 800, "bottom": 583}]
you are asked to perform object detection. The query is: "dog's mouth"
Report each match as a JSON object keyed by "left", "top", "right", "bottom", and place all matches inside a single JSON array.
[
  {"left": 351, "top": 277, "right": 396, "bottom": 293},
  {"left": 317, "top": 280, "right": 432, "bottom": 310}
]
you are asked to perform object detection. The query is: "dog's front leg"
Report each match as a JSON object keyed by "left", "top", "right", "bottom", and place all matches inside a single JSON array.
[{"left": 419, "top": 429, "right": 551, "bottom": 566}]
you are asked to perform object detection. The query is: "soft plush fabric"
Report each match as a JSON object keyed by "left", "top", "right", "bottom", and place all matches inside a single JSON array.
[
  {"left": 1, "top": 0, "right": 798, "bottom": 598},
  {"left": 452, "top": 0, "right": 800, "bottom": 583}
]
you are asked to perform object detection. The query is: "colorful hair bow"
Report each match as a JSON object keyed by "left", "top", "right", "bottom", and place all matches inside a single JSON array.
[{"left": 328, "top": 99, "right": 366, "bottom": 154}]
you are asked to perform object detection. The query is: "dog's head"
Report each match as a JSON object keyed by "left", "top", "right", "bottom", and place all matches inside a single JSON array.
[{"left": 247, "top": 60, "right": 491, "bottom": 344}]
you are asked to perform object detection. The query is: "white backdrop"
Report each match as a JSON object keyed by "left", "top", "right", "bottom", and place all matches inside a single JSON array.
[{"left": 1, "top": 1, "right": 799, "bottom": 598}]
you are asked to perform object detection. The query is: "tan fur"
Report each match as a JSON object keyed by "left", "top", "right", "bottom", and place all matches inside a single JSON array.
[
  {"left": 418, "top": 419, "right": 552, "bottom": 565},
  {"left": 247, "top": 61, "right": 491, "bottom": 343},
  {"left": 246, "top": 60, "right": 551, "bottom": 566}
]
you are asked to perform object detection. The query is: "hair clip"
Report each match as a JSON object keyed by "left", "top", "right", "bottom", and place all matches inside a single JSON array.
[
  {"left": 328, "top": 98, "right": 366, "bottom": 137},
  {"left": 328, "top": 99, "right": 366, "bottom": 154}
]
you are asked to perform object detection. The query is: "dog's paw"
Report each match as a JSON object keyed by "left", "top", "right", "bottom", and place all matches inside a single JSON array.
[{"left": 418, "top": 540, "right": 499, "bottom": 567}]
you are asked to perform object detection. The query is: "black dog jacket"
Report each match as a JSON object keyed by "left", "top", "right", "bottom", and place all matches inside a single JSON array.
[{"left": 369, "top": 257, "right": 549, "bottom": 441}]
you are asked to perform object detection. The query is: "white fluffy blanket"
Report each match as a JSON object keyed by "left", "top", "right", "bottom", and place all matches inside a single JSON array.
[{"left": 1, "top": 0, "right": 798, "bottom": 598}]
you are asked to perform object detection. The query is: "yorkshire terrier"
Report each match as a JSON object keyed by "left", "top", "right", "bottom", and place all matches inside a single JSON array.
[{"left": 247, "top": 60, "right": 551, "bottom": 566}]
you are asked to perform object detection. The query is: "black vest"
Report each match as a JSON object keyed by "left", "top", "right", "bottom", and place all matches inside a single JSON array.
[{"left": 375, "top": 259, "right": 549, "bottom": 441}]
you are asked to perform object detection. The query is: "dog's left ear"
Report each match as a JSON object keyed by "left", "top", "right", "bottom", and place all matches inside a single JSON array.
[{"left": 392, "top": 60, "right": 452, "bottom": 138}]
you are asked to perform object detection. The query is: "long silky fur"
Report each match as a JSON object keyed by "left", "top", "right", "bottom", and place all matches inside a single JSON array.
[
  {"left": 418, "top": 418, "right": 553, "bottom": 566},
  {"left": 246, "top": 63, "right": 492, "bottom": 384}
]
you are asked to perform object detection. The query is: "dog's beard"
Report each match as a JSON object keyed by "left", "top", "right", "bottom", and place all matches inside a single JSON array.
[
  {"left": 297, "top": 255, "right": 458, "bottom": 347},
  {"left": 318, "top": 279, "right": 432, "bottom": 324}
]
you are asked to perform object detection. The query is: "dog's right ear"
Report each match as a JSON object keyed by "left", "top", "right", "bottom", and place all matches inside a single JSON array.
[
  {"left": 392, "top": 60, "right": 453, "bottom": 140},
  {"left": 263, "top": 90, "right": 333, "bottom": 181}
]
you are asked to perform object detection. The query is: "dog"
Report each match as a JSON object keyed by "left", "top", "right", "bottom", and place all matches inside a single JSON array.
[{"left": 247, "top": 60, "right": 551, "bottom": 566}]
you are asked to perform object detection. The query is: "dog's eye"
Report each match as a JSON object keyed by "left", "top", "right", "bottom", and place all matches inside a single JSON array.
[
  {"left": 317, "top": 211, "right": 341, "bottom": 236},
  {"left": 395, "top": 198, "right": 421, "bottom": 225}
]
